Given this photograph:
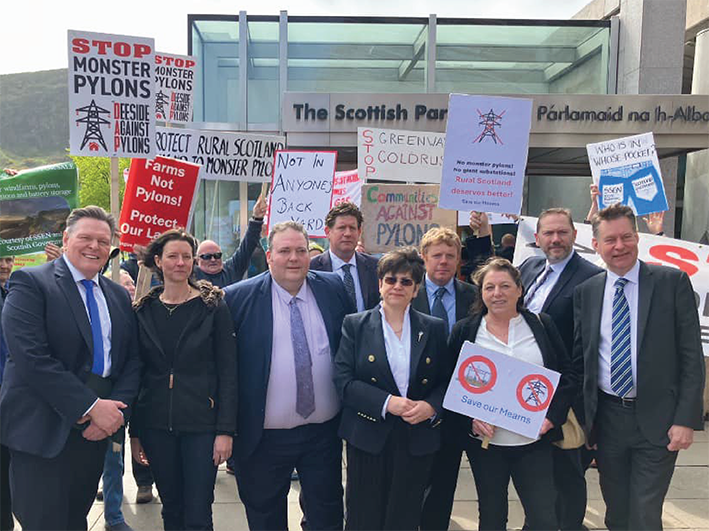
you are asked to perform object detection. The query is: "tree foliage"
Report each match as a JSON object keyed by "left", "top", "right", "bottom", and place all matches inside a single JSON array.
[{"left": 70, "top": 155, "right": 130, "bottom": 212}]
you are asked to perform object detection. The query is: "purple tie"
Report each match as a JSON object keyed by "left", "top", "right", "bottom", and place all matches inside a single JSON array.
[{"left": 290, "top": 297, "right": 315, "bottom": 419}]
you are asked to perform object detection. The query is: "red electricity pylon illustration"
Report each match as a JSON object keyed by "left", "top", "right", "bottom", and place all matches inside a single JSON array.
[{"left": 474, "top": 108, "right": 506, "bottom": 144}]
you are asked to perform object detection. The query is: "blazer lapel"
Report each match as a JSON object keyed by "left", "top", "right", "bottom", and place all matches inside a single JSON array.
[
  {"left": 55, "top": 258, "right": 93, "bottom": 352},
  {"left": 99, "top": 277, "right": 120, "bottom": 362},
  {"left": 636, "top": 261, "right": 654, "bottom": 351},
  {"left": 542, "top": 253, "right": 579, "bottom": 312},
  {"left": 355, "top": 252, "right": 374, "bottom": 308},
  {"left": 585, "top": 272, "right": 607, "bottom": 383},
  {"left": 368, "top": 309, "right": 400, "bottom": 394},
  {"left": 522, "top": 259, "right": 546, "bottom": 296},
  {"left": 408, "top": 310, "right": 427, "bottom": 385},
  {"left": 412, "top": 284, "right": 430, "bottom": 315},
  {"left": 258, "top": 273, "right": 275, "bottom": 388}
]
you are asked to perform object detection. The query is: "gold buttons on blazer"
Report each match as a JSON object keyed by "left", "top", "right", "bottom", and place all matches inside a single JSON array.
[
  {"left": 368, "top": 355, "right": 375, "bottom": 362},
  {"left": 422, "top": 378, "right": 429, "bottom": 385},
  {"left": 371, "top": 377, "right": 377, "bottom": 383},
  {"left": 425, "top": 357, "right": 432, "bottom": 365}
]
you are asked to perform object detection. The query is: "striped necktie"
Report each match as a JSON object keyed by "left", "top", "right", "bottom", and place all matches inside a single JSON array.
[{"left": 610, "top": 277, "right": 633, "bottom": 397}]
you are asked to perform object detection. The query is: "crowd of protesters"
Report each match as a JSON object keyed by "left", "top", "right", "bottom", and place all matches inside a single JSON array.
[{"left": 0, "top": 185, "right": 704, "bottom": 531}]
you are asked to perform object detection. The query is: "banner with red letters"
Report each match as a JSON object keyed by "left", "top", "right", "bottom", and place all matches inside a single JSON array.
[
  {"left": 331, "top": 170, "right": 362, "bottom": 207},
  {"left": 118, "top": 156, "right": 201, "bottom": 252}
]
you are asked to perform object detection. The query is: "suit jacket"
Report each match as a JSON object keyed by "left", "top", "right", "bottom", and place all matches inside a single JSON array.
[
  {"left": 447, "top": 310, "right": 577, "bottom": 443},
  {"left": 224, "top": 270, "right": 355, "bottom": 459},
  {"left": 411, "top": 277, "right": 478, "bottom": 325},
  {"left": 573, "top": 261, "right": 705, "bottom": 446},
  {"left": 334, "top": 307, "right": 449, "bottom": 456},
  {"left": 0, "top": 257, "right": 141, "bottom": 458},
  {"left": 310, "top": 251, "right": 380, "bottom": 310}
]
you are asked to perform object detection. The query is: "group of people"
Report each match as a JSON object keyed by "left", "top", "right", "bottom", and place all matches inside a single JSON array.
[{"left": 0, "top": 194, "right": 704, "bottom": 531}]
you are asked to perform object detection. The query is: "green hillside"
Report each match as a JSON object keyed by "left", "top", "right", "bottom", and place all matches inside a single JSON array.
[{"left": 0, "top": 69, "right": 70, "bottom": 170}]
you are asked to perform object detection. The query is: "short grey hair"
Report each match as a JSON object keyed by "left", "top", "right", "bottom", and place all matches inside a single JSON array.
[
  {"left": 65, "top": 206, "right": 117, "bottom": 237},
  {"left": 268, "top": 221, "right": 309, "bottom": 250}
]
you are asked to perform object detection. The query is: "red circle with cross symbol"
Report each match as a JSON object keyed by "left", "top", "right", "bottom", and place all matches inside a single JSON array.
[
  {"left": 516, "top": 374, "right": 555, "bottom": 412},
  {"left": 458, "top": 355, "right": 497, "bottom": 394}
]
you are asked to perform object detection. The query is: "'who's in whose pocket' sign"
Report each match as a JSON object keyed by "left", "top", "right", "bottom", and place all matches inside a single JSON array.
[{"left": 443, "top": 341, "right": 560, "bottom": 439}]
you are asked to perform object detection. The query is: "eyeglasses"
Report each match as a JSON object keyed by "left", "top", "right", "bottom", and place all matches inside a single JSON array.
[
  {"left": 383, "top": 276, "right": 414, "bottom": 287},
  {"left": 198, "top": 252, "right": 222, "bottom": 261}
]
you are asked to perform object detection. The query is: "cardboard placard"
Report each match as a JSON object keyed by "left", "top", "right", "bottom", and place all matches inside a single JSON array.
[{"left": 155, "top": 52, "right": 197, "bottom": 124}]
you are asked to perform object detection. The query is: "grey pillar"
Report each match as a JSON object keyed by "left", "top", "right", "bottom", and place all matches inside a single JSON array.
[{"left": 682, "top": 28, "right": 709, "bottom": 243}]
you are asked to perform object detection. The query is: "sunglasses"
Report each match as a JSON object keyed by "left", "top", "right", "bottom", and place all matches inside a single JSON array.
[
  {"left": 383, "top": 276, "right": 415, "bottom": 287},
  {"left": 199, "top": 252, "right": 223, "bottom": 261}
]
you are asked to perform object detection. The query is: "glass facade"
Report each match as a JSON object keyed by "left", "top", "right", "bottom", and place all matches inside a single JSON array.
[{"left": 189, "top": 14, "right": 613, "bottom": 253}]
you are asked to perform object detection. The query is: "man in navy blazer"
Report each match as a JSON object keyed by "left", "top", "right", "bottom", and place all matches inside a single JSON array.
[
  {"left": 310, "top": 202, "right": 379, "bottom": 311},
  {"left": 518, "top": 208, "right": 602, "bottom": 531},
  {"left": 225, "top": 221, "right": 354, "bottom": 531},
  {"left": 0, "top": 206, "right": 141, "bottom": 530}
]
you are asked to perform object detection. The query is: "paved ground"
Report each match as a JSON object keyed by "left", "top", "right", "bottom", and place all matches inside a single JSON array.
[{"left": 80, "top": 423, "right": 708, "bottom": 530}]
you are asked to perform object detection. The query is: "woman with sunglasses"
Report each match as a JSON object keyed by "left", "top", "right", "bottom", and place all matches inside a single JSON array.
[
  {"left": 334, "top": 247, "right": 449, "bottom": 530},
  {"left": 130, "top": 229, "right": 237, "bottom": 530}
]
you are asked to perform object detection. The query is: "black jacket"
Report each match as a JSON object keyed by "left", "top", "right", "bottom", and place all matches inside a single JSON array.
[
  {"left": 446, "top": 309, "right": 578, "bottom": 443},
  {"left": 132, "top": 282, "right": 237, "bottom": 435}
]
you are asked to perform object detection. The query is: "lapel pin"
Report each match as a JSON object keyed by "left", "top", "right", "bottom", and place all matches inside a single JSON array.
[{"left": 418, "top": 331, "right": 423, "bottom": 342}]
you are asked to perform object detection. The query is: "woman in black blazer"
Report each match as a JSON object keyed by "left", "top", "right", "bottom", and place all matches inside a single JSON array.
[
  {"left": 447, "top": 257, "right": 578, "bottom": 530},
  {"left": 334, "top": 247, "right": 449, "bottom": 531},
  {"left": 129, "top": 229, "right": 237, "bottom": 531}
]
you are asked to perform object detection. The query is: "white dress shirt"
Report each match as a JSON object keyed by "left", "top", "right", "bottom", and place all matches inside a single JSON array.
[
  {"left": 63, "top": 255, "right": 112, "bottom": 377},
  {"left": 264, "top": 278, "right": 340, "bottom": 429},
  {"left": 598, "top": 261, "right": 640, "bottom": 398},
  {"left": 329, "top": 250, "right": 365, "bottom": 312},
  {"left": 525, "top": 251, "right": 575, "bottom": 314},
  {"left": 475, "top": 315, "right": 544, "bottom": 446},
  {"left": 380, "top": 305, "right": 412, "bottom": 418}
]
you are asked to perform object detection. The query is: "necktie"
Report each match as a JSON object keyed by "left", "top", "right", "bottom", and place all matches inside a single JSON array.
[
  {"left": 341, "top": 264, "right": 357, "bottom": 310},
  {"left": 432, "top": 287, "right": 450, "bottom": 331},
  {"left": 80, "top": 279, "right": 104, "bottom": 376},
  {"left": 610, "top": 278, "right": 633, "bottom": 397},
  {"left": 289, "top": 297, "right": 316, "bottom": 418},
  {"left": 524, "top": 265, "right": 553, "bottom": 306}
]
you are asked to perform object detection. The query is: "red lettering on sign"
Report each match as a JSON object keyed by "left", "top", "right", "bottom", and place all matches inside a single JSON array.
[{"left": 648, "top": 244, "right": 699, "bottom": 277}]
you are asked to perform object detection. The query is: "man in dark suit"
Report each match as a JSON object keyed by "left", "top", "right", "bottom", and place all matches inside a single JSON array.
[
  {"left": 416, "top": 227, "right": 478, "bottom": 531},
  {"left": 310, "top": 202, "right": 379, "bottom": 311},
  {"left": 0, "top": 206, "right": 141, "bottom": 530},
  {"left": 0, "top": 254, "right": 15, "bottom": 531},
  {"left": 224, "top": 221, "right": 354, "bottom": 530},
  {"left": 574, "top": 204, "right": 705, "bottom": 530},
  {"left": 518, "top": 208, "right": 603, "bottom": 530}
]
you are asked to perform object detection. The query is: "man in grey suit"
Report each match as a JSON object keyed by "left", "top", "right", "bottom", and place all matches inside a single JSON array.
[{"left": 573, "top": 204, "right": 705, "bottom": 530}]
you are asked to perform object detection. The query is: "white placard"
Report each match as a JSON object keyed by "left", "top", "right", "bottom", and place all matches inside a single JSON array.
[
  {"left": 586, "top": 132, "right": 668, "bottom": 216},
  {"left": 513, "top": 217, "right": 709, "bottom": 357},
  {"left": 68, "top": 30, "right": 156, "bottom": 158},
  {"left": 439, "top": 94, "right": 532, "bottom": 215},
  {"left": 331, "top": 170, "right": 362, "bottom": 207},
  {"left": 358, "top": 127, "right": 444, "bottom": 183},
  {"left": 267, "top": 151, "right": 337, "bottom": 237},
  {"left": 443, "top": 341, "right": 560, "bottom": 439},
  {"left": 156, "top": 127, "right": 285, "bottom": 182},
  {"left": 155, "top": 52, "right": 197, "bottom": 124},
  {"left": 457, "top": 211, "right": 519, "bottom": 226}
]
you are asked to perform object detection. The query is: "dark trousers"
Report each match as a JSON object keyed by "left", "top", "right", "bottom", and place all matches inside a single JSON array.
[
  {"left": 345, "top": 420, "right": 435, "bottom": 531},
  {"left": 131, "top": 456, "right": 154, "bottom": 487},
  {"left": 234, "top": 418, "right": 343, "bottom": 531},
  {"left": 140, "top": 428, "right": 218, "bottom": 531},
  {"left": 553, "top": 446, "right": 588, "bottom": 530},
  {"left": 468, "top": 438, "right": 557, "bottom": 531},
  {"left": 0, "top": 443, "right": 12, "bottom": 531},
  {"left": 596, "top": 395, "right": 678, "bottom": 530},
  {"left": 9, "top": 429, "right": 106, "bottom": 530},
  {"left": 419, "top": 431, "right": 462, "bottom": 531}
]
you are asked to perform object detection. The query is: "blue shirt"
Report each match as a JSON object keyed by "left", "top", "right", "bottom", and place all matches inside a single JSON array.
[
  {"left": 329, "top": 250, "right": 365, "bottom": 312},
  {"left": 424, "top": 275, "right": 456, "bottom": 334}
]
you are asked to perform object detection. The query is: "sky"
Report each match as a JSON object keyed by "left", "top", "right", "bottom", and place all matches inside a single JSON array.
[{"left": 1, "top": 0, "right": 591, "bottom": 75}]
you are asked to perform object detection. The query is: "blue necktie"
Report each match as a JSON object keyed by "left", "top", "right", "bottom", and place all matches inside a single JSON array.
[
  {"left": 610, "top": 277, "right": 633, "bottom": 397},
  {"left": 341, "top": 264, "right": 357, "bottom": 310},
  {"left": 80, "top": 279, "right": 105, "bottom": 376},
  {"left": 432, "top": 287, "right": 450, "bottom": 332},
  {"left": 290, "top": 297, "right": 315, "bottom": 419}
]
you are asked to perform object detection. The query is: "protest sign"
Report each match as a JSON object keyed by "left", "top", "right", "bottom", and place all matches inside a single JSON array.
[
  {"left": 443, "top": 341, "right": 560, "bottom": 439},
  {"left": 118, "top": 156, "right": 201, "bottom": 252},
  {"left": 360, "top": 184, "right": 456, "bottom": 253},
  {"left": 0, "top": 162, "right": 79, "bottom": 256},
  {"left": 267, "top": 151, "right": 337, "bottom": 237},
  {"left": 11, "top": 253, "right": 46, "bottom": 270},
  {"left": 68, "top": 30, "right": 156, "bottom": 158},
  {"left": 156, "top": 126, "right": 285, "bottom": 182},
  {"left": 457, "top": 211, "right": 518, "bottom": 226},
  {"left": 586, "top": 132, "right": 668, "bottom": 216},
  {"left": 439, "top": 94, "right": 532, "bottom": 215},
  {"left": 514, "top": 216, "right": 709, "bottom": 356},
  {"left": 331, "top": 170, "right": 362, "bottom": 207},
  {"left": 358, "top": 127, "right": 444, "bottom": 183},
  {"left": 155, "top": 52, "right": 197, "bottom": 124}
]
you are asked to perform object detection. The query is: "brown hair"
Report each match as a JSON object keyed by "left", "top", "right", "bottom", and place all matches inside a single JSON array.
[
  {"left": 66, "top": 205, "right": 117, "bottom": 238},
  {"left": 140, "top": 229, "right": 198, "bottom": 283},
  {"left": 420, "top": 227, "right": 461, "bottom": 257},
  {"left": 377, "top": 247, "right": 425, "bottom": 285},
  {"left": 591, "top": 204, "right": 636, "bottom": 238},
  {"left": 536, "top": 207, "right": 574, "bottom": 233},
  {"left": 268, "top": 221, "right": 309, "bottom": 250},
  {"left": 325, "top": 202, "right": 364, "bottom": 229},
  {"left": 471, "top": 257, "right": 524, "bottom": 315}
]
